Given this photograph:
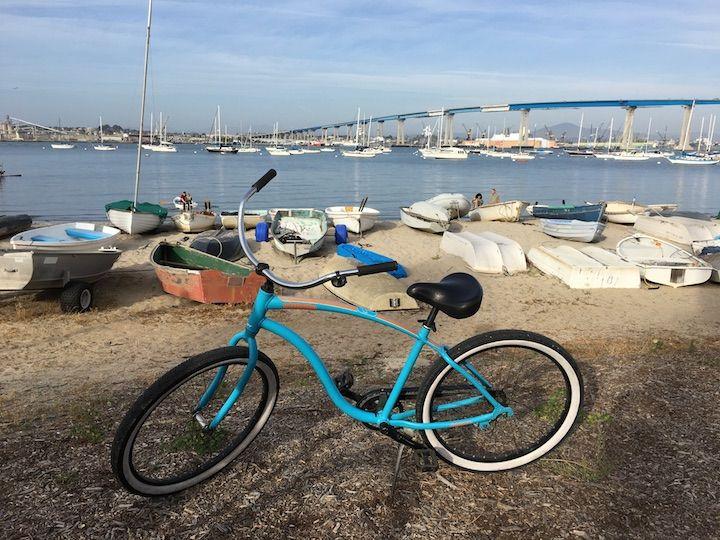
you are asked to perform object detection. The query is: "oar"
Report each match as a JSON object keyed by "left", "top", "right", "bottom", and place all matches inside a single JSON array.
[
  {"left": 0, "top": 173, "right": 22, "bottom": 178},
  {"left": 359, "top": 196, "right": 368, "bottom": 213}
]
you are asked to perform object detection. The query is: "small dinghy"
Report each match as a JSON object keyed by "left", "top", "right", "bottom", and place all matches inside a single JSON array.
[
  {"left": 172, "top": 210, "right": 216, "bottom": 233},
  {"left": 11, "top": 222, "right": 120, "bottom": 251},
  {"left": 270, "top": 208, "right": 328, "bottom": 260},
  {"left": 634, "top": 215, "right": 720, "bottom": 246},
  {"left": 220, "top": 210, "right": 268, "bottom": 230},
  {"left": 616, "top": 235, "right": 712, "bottom": 287},
  {"left": 172, "top": 196, "right": 198, "bottom": 210},
  {"left": 400, "top": 202, "right": 450, "bottom": 234},
  {"left": 601, "top": 201, "right": 678, "bottom": 225},
  {"left": 321, "top": 256, "right": 418, "bottom": 311},
  {"left": 538, "top": 219, "right": 605, "bottom": 243},
  {"left": 0, "top": 214, "right": 32, "bottom": 239},
  {"left": 467, "top": 200, "right": 529, "bottom": 222},
  {"left": 528, "top": 203, "right": 605, "bottom": 222},
  {"left": 151, "top": 242, "right": 263, "bottom": 304},
  {"left": 527, "top": 245, "right": 640, "bottom": 289},
  {"left": 325, "top": 202, "right": 380, "bottom": 234},
  {"left": 0, "top": 248, "right": 121, "bottom": 311},
  {"left": 425, "top": 193, "right": 471, "bottom": 218},
  {"left": 336, "top": 244, "right": 407, "bottom": 278},
  {"left": 190, "top": 229, "right": 243, "bottom": 261},
  {"left": 440, "top": 231, "right": 527, "bottom": 274}
]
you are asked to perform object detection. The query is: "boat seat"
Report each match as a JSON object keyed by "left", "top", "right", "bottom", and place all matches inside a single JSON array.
[{"left": 406, "top": 273, "right": 483, "bottom": 319}]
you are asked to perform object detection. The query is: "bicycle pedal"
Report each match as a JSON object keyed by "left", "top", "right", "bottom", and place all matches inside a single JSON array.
[{"left": 415, "top": 448, "right": 438, "bottom": 473}]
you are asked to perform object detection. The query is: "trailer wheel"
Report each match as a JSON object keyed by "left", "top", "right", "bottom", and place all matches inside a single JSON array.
[{"left": 60, "top": 282, "right": 94, "bottom": 313}]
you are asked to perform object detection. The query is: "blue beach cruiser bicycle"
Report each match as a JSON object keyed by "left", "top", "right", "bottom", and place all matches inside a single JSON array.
[{"left": 112, "top": 170, "right": 583, "bottom": 496}]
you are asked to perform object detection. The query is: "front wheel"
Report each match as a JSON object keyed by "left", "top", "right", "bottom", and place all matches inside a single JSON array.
[
  {"left": 111, "top": 347, "right": 279, "bottom": 496},
  {"left": 416, "top": 330, "right": 583, "bottom": 472}
]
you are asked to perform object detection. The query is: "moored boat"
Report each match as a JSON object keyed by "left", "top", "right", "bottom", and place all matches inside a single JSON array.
[
  {"left": 528, "top": 203, "right": 605, "bottom": 222},
  {"left": 151, "top": 242, "right": 263, "bottom": 304},
  {"left": 270, "top": 208, "right": 328, "bottom": 260},
  {"left": 616, "top": 234, "right": 712, "bottom": 287},
  {"left": 324, "top": 205, "right": 380, "bottom": 234},
  {"left": 11, "top": 222, "right": 120, "bottom": 251},
  {"left": 467, "top": 200, "right": 528, "bottom": 222},
  {"left": 527, "top": 245, "right": 640, "bottom": 289},
  {"left": 399, "top": 202, "right": 450, "bottom": 234},
  {"left": 418, "top": 147, "right": 469, "bottom": 160},
  {"left": 538, "top": 219, "right": 605, "bottom": 242}
]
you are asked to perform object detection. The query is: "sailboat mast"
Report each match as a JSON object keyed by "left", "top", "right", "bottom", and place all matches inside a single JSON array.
[
  {"left": 99, "top": 116, "right": 103, "bottom": 143},
  {"left": 133, "top": 0, "right": 152, "bottom": 209},
  {"left": 355, "top": 108, "right": 360, "bottom": 145},
  {"left": 438, "top": 109, "right": 444, "bottom": 150},
  {"left": 698, "top": 116, "right": 705, "bottom": 153},
  {"left": 577, "top": 113, "right": 584, "bottom": 150},
  {"left": 607, "top": 117, "right": 614, "bottom": 152},
  {"left": 644, "top": 117, "right": 652, "bottom": 153},
  {"left": 367, "top": 116, "right": 372, "bottom": 146}
]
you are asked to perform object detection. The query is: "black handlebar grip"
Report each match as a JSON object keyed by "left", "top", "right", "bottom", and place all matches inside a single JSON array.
[
  {"left": 252, "top": 169, "right": 277, "bottom": 192},
  {"left": 356, "top": 261, "right": 398, "bottom": 276}
]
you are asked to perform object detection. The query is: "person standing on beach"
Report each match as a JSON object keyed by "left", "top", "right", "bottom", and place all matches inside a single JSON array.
[
  {"left": 489, "top": 188, "right": 500, "bottom": 204},
  {"left": 472, "top": 193, "right": 484, "bottom": 208}
]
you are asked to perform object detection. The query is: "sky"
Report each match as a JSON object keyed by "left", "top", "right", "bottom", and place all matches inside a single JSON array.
[{"left": 1, "top": 0, "right": 720, "bottom": 136}]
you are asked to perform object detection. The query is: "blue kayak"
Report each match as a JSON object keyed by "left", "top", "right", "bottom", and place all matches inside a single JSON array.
[{"left": 336, "top": 244, "right": 407, "bottom": 278}]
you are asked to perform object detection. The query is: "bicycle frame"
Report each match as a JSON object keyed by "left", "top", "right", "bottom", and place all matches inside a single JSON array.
[{"left": 198, "top": 285, "right": 513, "bottom": 431}]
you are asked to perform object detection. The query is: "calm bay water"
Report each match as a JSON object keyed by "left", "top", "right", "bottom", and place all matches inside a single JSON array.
[{"left": 1, "top": 142, "right": 718, "bottom": 221}]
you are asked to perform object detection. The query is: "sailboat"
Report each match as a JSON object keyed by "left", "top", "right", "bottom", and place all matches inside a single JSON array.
[
  {"left": 105, "top": 0, "right": 167, "bottom": 234},
  {"left": 566, "top": 113, "right": 593, "bottom": 157},
  {"left": 94, "top": 116, "right": 117, "bottom": 151},
  {"left": 237, "top": 127, "right": 260, "bottom": 153},
  {"left": 265, "top": 122, "right": 291, "bottom": 156},
  {"left": 51, "top": 118, "right": 75, "bottom": 149},
  {"left": 149, "top": 112, "right": 177, "bottom": 152},
  {"left": 205, "top": 106, "right": 237, "bottom": 153},
  {"left": 594, "top": 117, "right": 616, "bottom": 159},
  {"left": 342, "top": 109, "right": 379, "bottom": 158},
  {"left": 418, "top": 109, "right": 468, "bottom": 160},
  {"left": 667, "top": 106, "right": 719, "bottom": 165}
]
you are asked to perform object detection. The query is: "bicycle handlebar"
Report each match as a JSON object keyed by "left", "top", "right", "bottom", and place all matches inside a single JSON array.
[{"left": 238, "top": 170, "right": 399, "bottom": 290}]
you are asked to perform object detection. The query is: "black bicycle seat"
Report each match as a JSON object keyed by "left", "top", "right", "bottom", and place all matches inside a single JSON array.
[{"left": 406, "top": 273, "right": 483, "bottom": 319}]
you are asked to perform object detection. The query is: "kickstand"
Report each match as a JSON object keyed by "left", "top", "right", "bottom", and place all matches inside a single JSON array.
[{"left": 389, "top": 442, "right": 405, "bottom": 500}]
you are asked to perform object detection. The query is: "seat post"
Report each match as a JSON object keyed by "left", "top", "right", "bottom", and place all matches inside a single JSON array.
[{"left": 421, "top": 307, "right": 440, "bottom": 332}]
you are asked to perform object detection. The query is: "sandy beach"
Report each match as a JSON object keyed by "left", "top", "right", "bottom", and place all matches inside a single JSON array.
[{"left": 2, "top": 218, "right": 719, "bottom": 538}]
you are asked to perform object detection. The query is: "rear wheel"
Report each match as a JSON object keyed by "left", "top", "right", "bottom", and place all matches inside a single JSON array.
[
  {"left": 111, "top": 347, "right": 279, "bottom": 496},
  {"left": 60, "top": 282, "right": 93, "bottom": 312},
  {"left": 416, "top": 330, "right": 582, "bottom": 472}
]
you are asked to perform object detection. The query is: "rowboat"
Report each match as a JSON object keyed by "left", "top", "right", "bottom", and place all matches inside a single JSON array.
[
  {"left": 527, "top": 245, "right": 640, "bottom": 289},
  {"left": 634, "top": 215, "right": 720, "bottom": 246},
  {"left": 11, "top": 222, "right": 120, "bottom": 251},
  {"left": 106, "top": 201, "right": 167, "bottom": 234},
  {"left": 0, "top": 214, "right": 32, "bottom": 239},
  {"left": 426, "top": 193, "right": 471, "bottom": 218},
  {"left": 440, "top": 231, "right": 526, "bottom": 274},
  {"left": 400, "top": 202, "right": 450, "bottom": 234},
  {"left": 0, "top": 248, "right": 121, "bottom": 311},
  {"left": 321, "top": 256, "right": 418, "bottom": 311},
  {"left": 601, "top": 201, "right": 677, "bottom": 225},
  {"left": 220, "top": 210, "right": 268, "bottom": 229},
  {"left": 528, "top": 203, "right": 605, "bottom": 222},
  {"left": 324, "top": 206, "right": 380, "bottom": 234},
  {"left": 270, "top": 208, "right": 328, "bottom": 260},
  {"left": 151, "top": 242, "right": 263, "bottom": 304},
  {"left": 172, "top": 210, "right": 216, "bottom": 233},
  {"left": 616, "top": 235, "right": 712, "bottom": 287},
  {"left": 190, "top": 229, "right": 243, "bottom": 261},
  {"left": 538, "top": 219, "right": 605, "bottom": 242},
  {"left": 467, "top": 200, "right": 528, "bottom": 222}
]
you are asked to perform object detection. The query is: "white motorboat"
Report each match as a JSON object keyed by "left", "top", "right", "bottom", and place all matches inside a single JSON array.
[
  {"left": 510, "top": 152, "right": 535, "bottom": 162},
  {"left": 527, "top": 245, "right": 640, "bottom": 289},
  {"left": 616, "top": 235, "right": 712, "bottom": 287},
  {"left": 104, "top": 0, "right": 165, "bottom": 234},
  {"left": 400, "top": 202, "right": 451, "bottom": 234},
  {"left": 634, "top": 215, "right": 720, "bottom": 246},
  {"left": 468, "top": 200, "right": 528, "bottom": 222},
  {"left": 324, "top": 205, "right": 380, "bottom": 234},
  {"left": 11, "top": 222, "right": 121, "bottom": 251},
  {"left": 265, "top": 146, "right": 291, "bottom": 156},
  {"left": 172, "top": 210, "right": 217, "bottom": 233},
  {"left": 440, "top": 231, "right": 526, "bottom": 274},
  {"left": 51, "top": 143, "right": 75, "bottom": 150},
  {"left": 426, "top": 193, "right": 471, "bottom": 218},
  {"left": 270, "top": 209, "right": 328, "bottom": 260},
  {"left": 419, "top": 147, "right": 469, "bottom": 160},
  {"left": 538, "top": 219, "right": 605, "bottom": 242},
  {"left": 220, "top": 209, "right": 268, "bottom": 229}
]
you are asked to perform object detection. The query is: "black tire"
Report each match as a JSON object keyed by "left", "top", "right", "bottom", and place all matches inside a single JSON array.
[
  {"left": 60, "top": 282, "right": 93, "bottom": 313},
  {"left": 416, "top": 330, "right": 583, "bottom": 472},
  {"left": 111, "top": 347, "right": 279, "bottom": 496}
]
